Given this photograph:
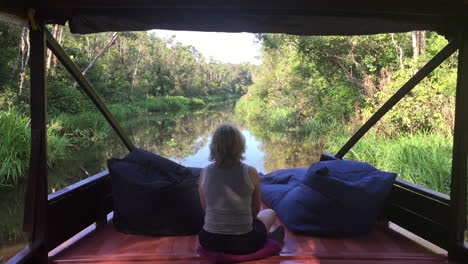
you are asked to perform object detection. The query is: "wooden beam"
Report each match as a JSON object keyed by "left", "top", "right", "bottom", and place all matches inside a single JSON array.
[
  {"left": 20, "top": 22, "right": 48, "bottom": 264},
  {"left": 383, "top": 180, "right": 451, "bottom": 249},
  {"left": 393, "top": 178, "right": 449, "bottom": 204},
  {"left": 5, "top": 245, "right": 35, "bottom": 264},
  {"left": 384, "top": 203, "right": 450, "bottom": 249},
  {"left": 47, "top": 171, "right": 113, "bottom": 251},
  {"left": 336, "top": 40, "right": 458, "bottom": 159},
  {"left": 322, "top": 144, "right": 452, "bottom": 249},
  {"left": 389, "top": 179, "right": 449, "bottom": 227},
  {"left": 44, "top": 29, "right": 135, "bottom": 151},
  {"left": 449, "top": 30, "right": 468, "bottom": 260},
  {"left": 0, "top": 10, "right": 28, "bottom": 27}
]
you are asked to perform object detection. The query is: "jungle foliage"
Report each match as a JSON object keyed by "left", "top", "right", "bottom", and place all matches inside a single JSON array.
[
  {"left": 236, "top": 31, "right": 455, "bottom": 193},
  {"left": 0, "top": 22, "right": 253, "bottom": 186},
  {"left": 0, "top": 23, "right": 253, "bottom": 115}
]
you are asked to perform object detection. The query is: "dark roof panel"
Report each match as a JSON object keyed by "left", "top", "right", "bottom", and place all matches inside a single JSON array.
[
  {"left": 1, "top": 1, "right": 466, "bottom": 34},
  {"left": 67, "top": 8, "right": 459, "bottom": 35}
]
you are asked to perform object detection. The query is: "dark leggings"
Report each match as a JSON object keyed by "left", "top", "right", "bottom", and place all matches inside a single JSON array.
[{"left": 198, "top": 219, "right": 267, "bottom": 255}]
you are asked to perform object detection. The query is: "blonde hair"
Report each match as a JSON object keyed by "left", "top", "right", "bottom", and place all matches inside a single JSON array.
[{"left": 209, "top": 123, "right": 245, "bottom": 168}]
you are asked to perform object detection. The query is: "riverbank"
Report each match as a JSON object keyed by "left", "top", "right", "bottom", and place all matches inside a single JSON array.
[
  {"left": 1, "top": 103, "right": 238, "bottom": 260},
  {"left": 0, "top": 96, "right": 205, "bottom": 187},
  {"left": 235, "top": 97, "right": 452, "bottom": 195}
]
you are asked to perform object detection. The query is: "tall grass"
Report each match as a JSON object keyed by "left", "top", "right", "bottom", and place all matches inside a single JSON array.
[
  {"left": 325, "top": 132, "right": 452, "bottom": 194},
  {"left": 132, "top": 96, "right": 205, "bottom": 113},
  {"left": 0, "top": 110, "right": 70, "bottom": 186},
  {"left": 0, "top": 110, "right": 30, "bottom": 186},
  {"left": 55, "top": 96, "right": 205, "bottom": 143},
  {"left": 201, "top": 94, "right": 241, "bottom": 106},
  {"left": 237, "top": 93, "right": 452, "bottom": 194},
  {"left": 1, "top": 96, "right": 205, "bottom": 186}
]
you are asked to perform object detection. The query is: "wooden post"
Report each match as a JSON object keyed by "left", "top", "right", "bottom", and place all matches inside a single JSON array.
[
  {"left": 335, "top": 40, "right": 457, "bottom": 159},
  {"left": 21, "top": 21, "right": 48, "bottom": 264},
  {"left": 449, "top": 31, "right": 468, "bottom": 260}
]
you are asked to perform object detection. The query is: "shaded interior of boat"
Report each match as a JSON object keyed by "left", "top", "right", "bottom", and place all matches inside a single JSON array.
[{"left": 2, "top": 1, "right": 468, "bottom": 263}]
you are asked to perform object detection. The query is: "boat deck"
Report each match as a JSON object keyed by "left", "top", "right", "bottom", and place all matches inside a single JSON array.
[{"left": 49, "top": 218, "right": 449, "bottom": 264}]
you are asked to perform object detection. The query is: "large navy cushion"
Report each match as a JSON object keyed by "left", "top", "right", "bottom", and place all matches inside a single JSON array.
[
  {"left": 108, "top": 148, "right": 204, "bottom": 236},
  {"left": 261, "top": 160, "right": 396, "bottom": 237}
]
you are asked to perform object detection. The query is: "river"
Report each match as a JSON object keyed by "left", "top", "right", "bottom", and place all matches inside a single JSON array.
[{"left": 0, "top": 103, "right": 323, "bottom": 262}]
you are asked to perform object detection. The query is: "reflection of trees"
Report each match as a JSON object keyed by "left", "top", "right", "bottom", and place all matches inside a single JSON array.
[
  {"left": 47, "top": 105, "right": 235, "bottom": 193},
  {"left": 2, "top": 105, "right": 236, "bottom": 253},
  {"left": 1, "top": 103, "right": 327, "bottom": 251},
  {"left": 47, "top": 102, "right": 326, "bottom": 189},
  {"left": 0, "top": 185, "right": 27, "bottom": 249},
  {"left": 127, "top": 106, "right": 233, "bottom": 161},
  {"left": 261, "top": 139, "right": 323, "bottom": 172},
  {"left": 238, "top": 117, "right": 325, "bottom": 172}
]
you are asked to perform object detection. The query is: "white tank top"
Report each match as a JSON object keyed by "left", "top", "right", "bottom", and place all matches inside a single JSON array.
[{"left": 202, "top": 163, "right": 254, "bottom": 235}]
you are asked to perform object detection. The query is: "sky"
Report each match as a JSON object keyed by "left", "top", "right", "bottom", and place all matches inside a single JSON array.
[{"left": 150, "top": 30, "right": 262, "bottom": 65}]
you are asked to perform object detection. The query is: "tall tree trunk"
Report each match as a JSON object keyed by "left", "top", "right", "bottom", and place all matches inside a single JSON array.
[
  {"left": 82, "top": 32, "right": 119, "bottom": 76},
  {"left": 131, "top": 40, "right": 143, "bottom": 97},
  {"left": 72, "top": 32, "right": 119, "bottom": 88},
  {"left": 86, "top": 36, "right": 91, "bottom": 58},
  {"left": 419, "top": 31, "right": 426, "bottom": 56},
  {"left": 18, "top": 27, "right": 30, "bottom": 96},
  {"left": 51, "top": 27, "right": 63, "bottom": 68},
  {"left": 46, "top": 24, "right": 59, "bottom": 71},
  {"left": 9, "top": 30, "right": 22, "bottom": 88},
  {"left": 412, "top": 31, "right": 426, "bottom": 58},
  {"left": 412, "top": 31, "right": 420, "bottom": 58},
  {"left": 391, "top": 33, "right": 404, "bottom": 70}
]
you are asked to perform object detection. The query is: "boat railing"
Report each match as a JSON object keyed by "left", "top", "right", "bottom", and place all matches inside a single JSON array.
[{"left": 3, "top": 7, "right": 468, "bottom": 263}]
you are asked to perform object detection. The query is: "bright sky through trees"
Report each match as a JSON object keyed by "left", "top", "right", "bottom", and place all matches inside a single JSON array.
[{"left": 151, "top": 30, "right": 261, "bottom": 65}]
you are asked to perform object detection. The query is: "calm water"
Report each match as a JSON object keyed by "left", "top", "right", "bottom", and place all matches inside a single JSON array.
[
  {"left": 172, "top": 129, "right": 266, "bottom": 172},
  {"left": 0, "top": 103, "right": 323, "bottom": 261}
]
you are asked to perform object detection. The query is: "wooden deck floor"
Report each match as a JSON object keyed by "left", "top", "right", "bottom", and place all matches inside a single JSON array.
[{"left": 50, "top": 219, "right": 449, "bottom": 264}]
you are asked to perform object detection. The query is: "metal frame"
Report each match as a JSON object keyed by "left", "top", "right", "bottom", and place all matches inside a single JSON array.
[
  {"left": 7, "top": 25, "right": 135, "bottom": 264},
  {"left": 5, "top": 13, "right": 468, "bottom": 264}
]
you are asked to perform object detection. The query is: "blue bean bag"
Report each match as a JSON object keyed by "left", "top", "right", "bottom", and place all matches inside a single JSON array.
[
  {"left": 108, "top": 148, "right": 204, "bottom": 236},
  {"left": 261, "top": 160, "right": 396, "bottom": 237}
]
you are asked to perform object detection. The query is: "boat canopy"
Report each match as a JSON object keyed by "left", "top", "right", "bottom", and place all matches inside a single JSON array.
[
  {"left": 1, "top": 0, "right": 467, "bottom": 35},
  {"left": 2, "top": 2, "right": 468, "bottom": 264}
]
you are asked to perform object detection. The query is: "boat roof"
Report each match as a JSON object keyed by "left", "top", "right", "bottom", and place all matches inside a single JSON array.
[{"left": 1, "top": 0, "right": 467, "bottom": 35}]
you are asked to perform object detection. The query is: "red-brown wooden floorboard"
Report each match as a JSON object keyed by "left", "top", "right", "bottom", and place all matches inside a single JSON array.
[{"left": 50, "top": 217, "right": 449, "bottom": 264}]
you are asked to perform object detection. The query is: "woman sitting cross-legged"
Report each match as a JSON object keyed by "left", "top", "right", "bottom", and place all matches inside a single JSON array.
[{"left": 198, "top": 123, "right": 285, "bottom": 255}]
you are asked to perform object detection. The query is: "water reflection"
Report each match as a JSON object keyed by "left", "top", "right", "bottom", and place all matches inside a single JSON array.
[
  {"left": 47, "top": 105, "right": 239, "bottom": 191},
  {"left": 260, "top": 138, "right": 323, "bottom": 172},
  {"left": 175, "top": 130, "right": 266, "bottom": 173},
  {"left": 0, "top": 102, "right": 325, "bottom": 258},
  {"left": 46, "top": 103, "right": 322, "bottom": 191}
]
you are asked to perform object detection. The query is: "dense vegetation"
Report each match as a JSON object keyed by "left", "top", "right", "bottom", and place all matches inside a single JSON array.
[
  {"left": 0, "top": 20, "right": 456, "bottom": 194},
  {"left": 0, "top": 22, "right": 253, "bottom": 186},
  {"left": 0, "top": 22, "right": 461, "bottom": 261},
  {"left": 236, "top": 32, "right": 455, "bottom": 194}
]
